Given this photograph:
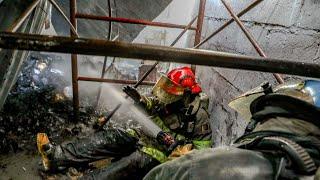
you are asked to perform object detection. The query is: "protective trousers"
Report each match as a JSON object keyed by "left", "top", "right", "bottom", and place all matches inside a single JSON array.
[{"left": 50, "top": 128, "right": 160, "bottom": 180}]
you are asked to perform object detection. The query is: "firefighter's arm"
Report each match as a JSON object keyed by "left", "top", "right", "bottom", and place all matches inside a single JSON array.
[
  {"left": 122, "top": 85, "right": 160, "bottom": 111},
  {"left": 192, "top": 139, "right": 213, "bottom": 149},
  {"left": 140, "top": 95, "right": 160, "bottom": 112}
]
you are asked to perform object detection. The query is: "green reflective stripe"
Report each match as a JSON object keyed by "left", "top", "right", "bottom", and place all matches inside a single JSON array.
[
  {"left": 192, "top": 140, "right": 213, "bottom": 150},
  {"left": 142, "top": 96, "right": 186, "bottom": 141},
  {"left": 151, "top": 116, "right": 171, "bottom": 132},
  {"left": 141, "top": 96, "right": 156, "bottom": 111},
  {"left": 126, "top": 129, "right": 138, "bottom": 138},
  {"left": 145, "top": 98, "right": 153, "bottom": 110},
  {"left": 175, "top": 134, "right": 185, "bottom": 141},
  {"left": 141, "top": 147, "right": 168, "bottom": 163}
]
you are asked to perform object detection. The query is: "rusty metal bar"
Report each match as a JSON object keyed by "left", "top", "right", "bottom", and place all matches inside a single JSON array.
[
  {"left": 194, "top": 0, "right": 206, "bottom": 45},
  {"left": 6, "top": 0, "right": 40, "bottom": 32},
  {"left": 48, "top": 0, "right": 79, "bottom": 37},
  {"left": 70, "top": 0, "right": 79, "bottom": 121},
  {"left": 192, "top": 0, "right": 206, "bottom": 72},
  {"left": 0, "top": 32, "right": 319, "bottom": 79},
  {"left": 78, "top": 76, "right": 155, "bottom": 86},
  {"left": 220, "top": 0, "right": 284, "bottom": 84},
  {"left": 194, "top": 0, "right": 263, "bottom": 48},
  {"left": 75, "top": 13, "right": 197, "bottom": 30}
]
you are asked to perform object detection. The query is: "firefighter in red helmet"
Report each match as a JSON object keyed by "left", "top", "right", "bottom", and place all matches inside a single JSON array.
[{"left": 37, "top": 66, "right": 212, "bottom": 179}]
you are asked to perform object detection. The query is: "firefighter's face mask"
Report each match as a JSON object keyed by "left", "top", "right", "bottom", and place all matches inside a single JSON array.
[{"left": 229, "top": 80, "right": 320, "bottom": 121}]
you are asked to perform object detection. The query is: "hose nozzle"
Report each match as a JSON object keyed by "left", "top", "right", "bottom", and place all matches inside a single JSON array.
[{"left": 156, "top": 131, "right": 181, "bottom": 153}]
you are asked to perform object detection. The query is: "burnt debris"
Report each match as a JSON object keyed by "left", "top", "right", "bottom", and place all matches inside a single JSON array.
[{"left": 0, "top": 53, "right": 97, "bottom": 154}]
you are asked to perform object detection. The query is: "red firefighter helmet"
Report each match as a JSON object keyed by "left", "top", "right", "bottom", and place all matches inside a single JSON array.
[
  {"left": 166, "top": 67, "right": 202, "bottom": 95},
  {"left": 152, "top": 67, "right": 202, "bottom": 104}
]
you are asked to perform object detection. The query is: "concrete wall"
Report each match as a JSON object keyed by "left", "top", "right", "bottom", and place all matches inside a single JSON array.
[{"left": 195, "top": 0, "right": 320, "bottom": 146}]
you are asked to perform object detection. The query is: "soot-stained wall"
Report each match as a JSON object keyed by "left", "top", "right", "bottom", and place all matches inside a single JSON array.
[{"left": 195, "top": 0, "right": 320, "bottom": 146}]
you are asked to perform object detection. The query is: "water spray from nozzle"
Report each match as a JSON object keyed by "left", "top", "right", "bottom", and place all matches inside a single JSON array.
[{"left": 102, "top": 84, "right": 162, "bottom": 138}]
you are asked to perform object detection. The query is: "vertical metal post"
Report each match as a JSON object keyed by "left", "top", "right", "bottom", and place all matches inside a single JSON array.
[
  {"left": 70, "top": 0, "right": 79, "bottom": 121},
  {"left": 192, "top": 0, "right": 206, "bottom": 73}
]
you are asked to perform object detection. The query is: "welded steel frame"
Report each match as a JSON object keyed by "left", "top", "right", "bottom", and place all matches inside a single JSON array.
[
  {"left": 70, "top": 0, "right": 79, "bottom": 120},
  {"left": 192, "top": 0, "right": 206, "bottom": 72},
  {"left": 0, "top": 0, "right": 270, "bottom": 120},
  {"left": 68, "top": 0, "right": 207, "bottom": 119}
]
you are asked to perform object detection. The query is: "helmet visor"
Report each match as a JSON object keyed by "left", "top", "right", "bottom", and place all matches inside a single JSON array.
[
  {"left": 228, "top": 84, "right": 265, "bottom": 121},
  {"left": 152, "top": 75, "right": 184, "bottom": 104},
  {"left": 229, "top": 80, "right": 320, "bottom": 121}
]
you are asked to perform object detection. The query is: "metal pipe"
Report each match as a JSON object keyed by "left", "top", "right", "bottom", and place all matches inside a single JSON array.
[
  {"left": 6, "top": 0, "right": 40, "bottom": 32},
  {"left": 75, "top": 13, "right": 197, "bottom": 30},
  {"left": 192, "top": 0, "right": 206, "bottom": 72},
  {"left": 220, "top": 0, "right": 284, "bottom": 84},
  {"left": 95, "top": 0, "right": 113, "bottom": 108},
  {"left": 194, "top": 0, "right": 263, "bottom": 48},
  {"left": 70, "top": 0, "right": 79, "bottom": 121},
  {"left": 78, "top": 76, "right": 155, "bottom": 86},
  {"left": 0, "top": 32, "right": 319, "bottom": 79},
  {"left": 102, "top": 103, "right": 121, "bottom": 127},
  {"left": 48, "top": 0, "right": 79, "bottom": 37},
  {"left": 194, "top": 0, "right": 206, "bottom": 45}
]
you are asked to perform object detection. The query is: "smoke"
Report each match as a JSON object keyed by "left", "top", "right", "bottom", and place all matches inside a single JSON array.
[
  {"left": 101, "top": 83, "right": 162, "bottom": 138},
  {"left": 32, "top": 51, "right": 161, "bottom": 138}
]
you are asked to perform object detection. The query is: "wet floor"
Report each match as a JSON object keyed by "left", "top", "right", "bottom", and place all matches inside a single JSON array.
[{"left": 0, "top": 152, "right": 42, "bottom": 180}]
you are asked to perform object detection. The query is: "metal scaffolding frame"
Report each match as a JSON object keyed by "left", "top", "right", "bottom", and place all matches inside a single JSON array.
[
  {"left": 0, "top": 0, "right": 304, "bottom": 120},
  {"left": 68, "top": 0, "right": 207, "bottom": 119},
  {"left": 1, "top": 32, "right": 319, "bottom": 79}
]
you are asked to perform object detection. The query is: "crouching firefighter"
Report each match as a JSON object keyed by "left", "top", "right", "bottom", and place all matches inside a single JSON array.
[
  {"left": 144, "top": 80, "right": 320, "bottom": 180},
  {"left": 37, "top": 67, "right": 213, "bottom": 179}
]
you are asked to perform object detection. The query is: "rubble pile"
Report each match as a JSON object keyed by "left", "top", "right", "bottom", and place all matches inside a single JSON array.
[{"left": 0, "top": 53, "right": 98, "bottom": 154}]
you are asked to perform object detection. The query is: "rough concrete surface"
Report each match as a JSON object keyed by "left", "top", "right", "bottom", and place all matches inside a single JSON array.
[{"left": 196, "top": 0, "right": 320, "bottom": 145}]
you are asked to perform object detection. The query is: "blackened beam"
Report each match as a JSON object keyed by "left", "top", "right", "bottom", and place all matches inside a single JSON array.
[
  {"left": 78, "top": 76, "right": 155, "bottom": 86},
  {"left": 0, "top": 32, "right": 319, "bottom": 79}
]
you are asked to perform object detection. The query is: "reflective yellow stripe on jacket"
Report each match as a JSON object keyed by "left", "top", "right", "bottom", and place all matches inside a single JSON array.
[{"left": 141, "top": 146, "right": 168, "bottom": 163}]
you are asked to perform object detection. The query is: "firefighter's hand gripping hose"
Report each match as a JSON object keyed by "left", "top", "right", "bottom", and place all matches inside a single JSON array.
[
  {"left": 156, "top": 131, "right": 184, "bottom": 154},
  {"left": 122, "top": 85, "right": 141, "bottom": 103}
]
